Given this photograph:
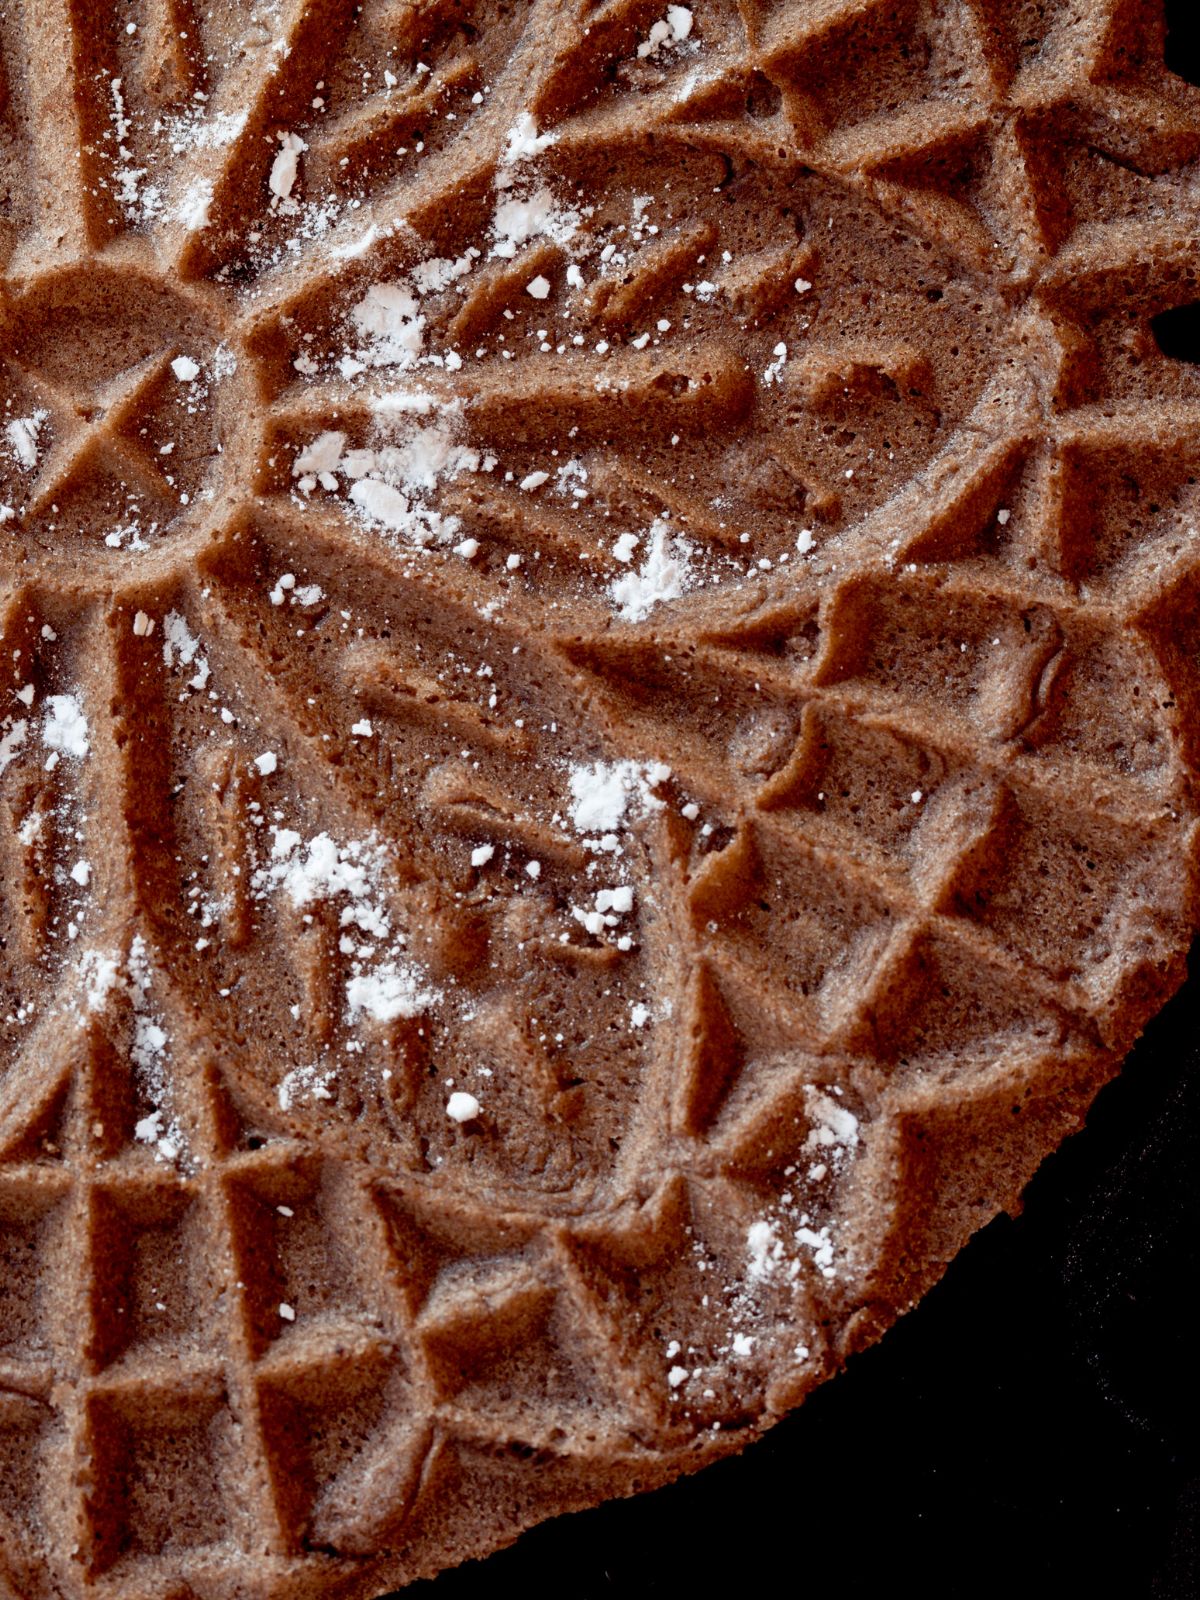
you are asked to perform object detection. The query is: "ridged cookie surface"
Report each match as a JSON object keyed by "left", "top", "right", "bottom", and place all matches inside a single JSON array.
[{"left": 1, "top": 2, "right": 1200, "bottom": 1595}]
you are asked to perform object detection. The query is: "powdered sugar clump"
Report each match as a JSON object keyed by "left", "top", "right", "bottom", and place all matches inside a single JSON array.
[
  {"left": 175, "top": 177, "right": 214, "bottom": 231},
  {"left": 294, "top": 430, "right": 345, "bottom": 485},
  {"left": 346, "top": 962, "right": 441, "bottom": 1023},
  {"left": 258, "top": 829, "right": 389, "bottom": 912},
  {"left": 446, "top": 1090, "right": 481, "bottom": 1122},
  {"left": 269, "top": 131, "right": 307, "bottom": 201},
  {"left": 5, "top": 410, "right": 47, "bottom": 470},
  {"left": 108, "top": 78, "right": 164, "bottom": 225},
  {"left": 566, "top": 759, "right": 671, "bottom": 851},
  {"left": 294, "top": 398, "right": 479, "bottom": 549},
  {"left": 804, "top": 1089, "right": 859, "bottom": 1153},
  {"left": 42, "top": 694, "right": 89, "bottom": 759},
  {"left": 491, "top": 187, "right": 582, "bottom": 259},
  {"left": 490, "top": 109, "right": 582, "bottom": 257},
  {"left": 0, "top": 718, "right": 27, "bottom": 776},
  {"left": 411, "top": 252, "right": 476, "bottom": 295},
  {"left": 745, "top": 1187, "right": 852, "bottom": 1289},
  {"left": 350, "top": 283, "right": 425, "bottom": 367},
  {"left": 609, "top": 519, "right": 696, "bottom": 622},
  {"left": 501, "top": 112, "right": 557, "bottom": 166},
  {"left": 164, "top": 106, "right": 247, "bottom": 152},
  {"left": 740, "top": 1087, "right": 863, "bottom": 1288},
  {"left": 279, "top": 1063, "right": 335, "bottom": 1110},
  {"left": 799, "top": 1088, "right": 861, "bottom": 1184},
  {"left": 79, "top": 948, "right": 122, "bottom": 1013},
  {"left": 747, "top": 1218, "right": 784, "bottom": 1282},
  {"left": 638, "top": 6, "right": 695, "bottom": 57},
  {"left": 162, "top": 612, "right": 210, "bottom": 692},
  {"left": 763, "top": 341, "right": 788, "bottom": 386}
]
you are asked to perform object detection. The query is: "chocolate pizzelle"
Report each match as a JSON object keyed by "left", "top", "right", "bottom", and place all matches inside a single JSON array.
[{"left": 1, "top": 1, "right": 1199, "bottom": 1594}]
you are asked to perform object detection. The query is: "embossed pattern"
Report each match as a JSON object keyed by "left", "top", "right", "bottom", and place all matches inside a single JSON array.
[{"left": 1, "top": 2, "right": 1200, "bottom": 1594}]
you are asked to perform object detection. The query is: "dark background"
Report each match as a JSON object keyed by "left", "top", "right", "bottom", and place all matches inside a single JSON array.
[{"left": 394, "top": 8, "right": 1200, "bottom": 1595}]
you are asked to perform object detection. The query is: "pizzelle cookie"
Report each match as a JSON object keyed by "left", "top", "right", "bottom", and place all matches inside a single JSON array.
[{"left": 1, "top": 1, "right": 1199, "bottom": 1594}]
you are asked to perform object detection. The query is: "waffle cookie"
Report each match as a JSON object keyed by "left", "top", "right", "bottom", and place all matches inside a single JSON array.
[{"left": 2, "top": 1, "right": 1200, "bottom": 1595}]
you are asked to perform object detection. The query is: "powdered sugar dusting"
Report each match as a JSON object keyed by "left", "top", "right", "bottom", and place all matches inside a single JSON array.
[
  {"left": 295, "top": 400, "right": 478, "bottom": 549},
  {"left": 253, "top": 824, "right": 441, "bottom": 1042},
  {"left": 5, "top": 411, "right": 47, "bottom": 471}
]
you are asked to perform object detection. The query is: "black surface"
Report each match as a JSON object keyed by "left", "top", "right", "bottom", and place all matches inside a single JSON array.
[
  {"left": 1166, "top": 0, "right": 1200, "bottom": 87},
  {"left": 397, "top": 951, "right": 1200, "bottom": 1599},
  {"left": 1153, "top": 302, "right": 1200, "bottom": 364}
]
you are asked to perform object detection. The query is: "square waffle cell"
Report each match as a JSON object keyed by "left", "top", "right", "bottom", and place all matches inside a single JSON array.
[
  {"left": 82, "top": 1380, "right": 239, "bottom": 1573},
  {"left": 0, "top": 1172, "right": 71, "bottom": 1364}
]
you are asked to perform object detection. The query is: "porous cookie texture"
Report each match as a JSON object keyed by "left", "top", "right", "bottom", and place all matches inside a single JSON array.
[{"left": 1, "top": 1, "right": 1199, "bottom": 1594}]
